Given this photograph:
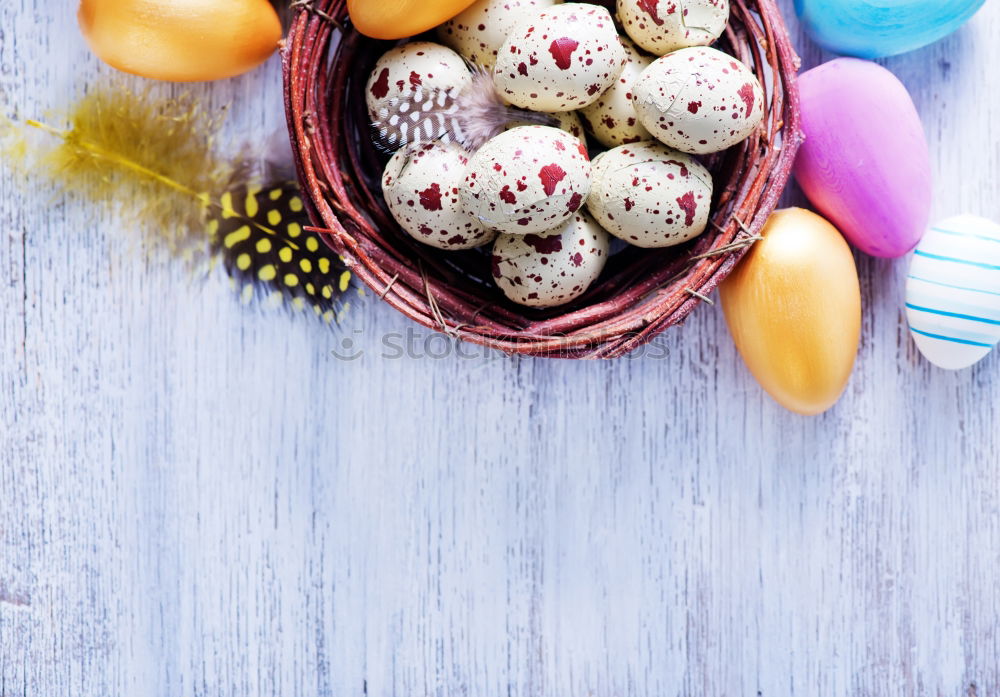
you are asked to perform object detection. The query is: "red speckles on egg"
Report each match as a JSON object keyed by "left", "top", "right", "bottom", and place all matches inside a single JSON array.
[
  {"left": 586, "top": 140, "right": 713, "bottom": 248},
  {"left": 419, "top": 183, "right": 443, "bottom": 211},
  {"left": 491, "top": 211, "right": 610, "bottom": 307},
  {"left": 637, "top": 0, "right": 666, "bottom": 26},
  {"left": 676, "top": 191, "right": 697, "bottom": 226},
  {"left": 538, "top": 163, "right": 567, "bottom": 196},
  {"left": 523, "top": 233, "right": 564, "bottom": 253},
  {"left": 370, "top": 68, "right": 390, "bottom": 99},
  {"left": 737, "top": 83, "right": 756, "bottom": 118},
  {"left": 493, "top": 4, "right": 626, "bottom": 112},
  {"left": 548, "top": 37, "right": 579, "bottom": 70},
  {"left": 366, "top": 42, "right": 471, "bottom": 124},
  {"left": 436, "top": 0, "right": 561, "bottom": 69},
  {"left": 579, "top": 35, "right": 653, "bottom": 147},
  {"left": 461, "top": 126, "right": 592, "bottom": 235},
  {"left": 620, "top": 0, "right": 729, "bottom": 55},
  {"left": 382, "top": 142, "right": 496, "bottom": 251},
  {"left": 632, "top": 46, "right": 765, "bottom": 154}
]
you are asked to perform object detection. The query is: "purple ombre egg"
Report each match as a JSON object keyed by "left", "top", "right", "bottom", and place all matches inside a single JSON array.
[{"left": 794, "top": 58, "right": 931, "bottom": 258}]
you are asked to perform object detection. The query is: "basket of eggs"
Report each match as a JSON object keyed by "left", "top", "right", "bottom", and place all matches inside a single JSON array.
[{"left": 283, "top": 0, "right": 801, "bottom": 358}]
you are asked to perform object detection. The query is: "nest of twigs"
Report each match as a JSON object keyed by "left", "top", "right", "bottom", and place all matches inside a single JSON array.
[{"left": 282, "top": 0, "right": 802, "bottom": 358}]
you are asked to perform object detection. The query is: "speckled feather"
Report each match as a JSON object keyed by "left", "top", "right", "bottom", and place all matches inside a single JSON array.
[
  {"left": 372, "top": 66, "right": 554, "bottom": 152},
  {"left": 207, "top": 182, "right": 353, "bottom": 324}
]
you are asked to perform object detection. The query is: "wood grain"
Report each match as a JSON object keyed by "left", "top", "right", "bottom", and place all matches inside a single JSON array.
[{"left": 2, "top": 2, "right": 999, "bottom": 695}]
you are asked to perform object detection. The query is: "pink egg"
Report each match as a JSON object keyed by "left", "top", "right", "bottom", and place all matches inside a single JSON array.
[{"left": 793, "top": 58, "right": 931, "bottom": 259}]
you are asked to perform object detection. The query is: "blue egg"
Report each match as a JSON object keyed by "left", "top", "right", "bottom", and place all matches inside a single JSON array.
[
  {"left": 794, "top": 0, "right": 986, "bottom": 59},
  {"left": 906, "top": 216, "right": 1000, "bottom": 370}
]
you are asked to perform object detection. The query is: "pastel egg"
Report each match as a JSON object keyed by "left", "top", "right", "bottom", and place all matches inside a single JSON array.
[
  {"left": 382, "top": 142, "right": 496, "bottom": 250},
  {"left": 578, "top": 35, "right": 653, "bottom": 148},
  {"left": 437, "top": 0, "right": 561, "bottom": 69},
  {"left": 365, "top": 42, "right": 471, "bottom": 123},
  {"left": 462, "top": 125, "right": 591, "bottom": 235},
  {"left": 493, "top": 3, "right": 627, "bottom": 112},
  {"left": 78, "top": 0, "right": 282, "bottom": 82},
  {"left": 795, "top": 0, "right": 986, "bottom": 59},
  {"left": 720, "top": 208, "right": 861, "bottom": 415},
  {"left": 618, "top": 0, "right": 730, "bottom": 55},
  {"left": 632, "top": 47, "right": 765, "bottom": 154},
  {"left": 905, "top": 215, "right": 1000, "bottom": 370},
  {"left": 586, "top": 141, "right": 713, "bottom": 248},
  {"left": 794, "top": 58, "right": 931, "bottom": 258},
  {"left": 491, "top": 210, "right": 610, "bottom": 307},
  {"left": 349, "top": 0, "right": 479, "bottom": 40}
]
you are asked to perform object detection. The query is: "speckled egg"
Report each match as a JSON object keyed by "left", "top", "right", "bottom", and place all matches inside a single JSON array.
[
  {"left": 493, "top": 3, "right": 627, "bottom": 112},
  {"left": 508, "top": 110, "right": 588, "bottom": 147},
  {"left": 491, "top": 210, "right": 610, "bottom": 307},
  {"left": 382, "top": 142, "right": 496, "bottom": 250},
  {"left": 437, "top": 0, "right": 562, "bottom": 69},
  {"left": 632, "top": 46, "right": 764, "bottom": 154},
  {"left": 462, "top": 125, "right": 591, "bottom": 235},
  {"left": 586, "top": 141, "right": 713, "bottom": 248},
  {"left": 579, "top": 35, "right": 652, "bottom": 147},
  {"left": 618, "top": 0, "right": 730, "bottom": 55},
  {"left": 365, "top": 42, "right": 471, "bottom": 123}
]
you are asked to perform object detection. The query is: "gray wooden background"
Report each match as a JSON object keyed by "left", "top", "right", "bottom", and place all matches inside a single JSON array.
[{"left": 2, "top": 1, "right": 999, "bottom": 695}]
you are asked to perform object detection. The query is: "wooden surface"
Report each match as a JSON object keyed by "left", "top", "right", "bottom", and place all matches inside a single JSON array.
[{"left": 2, "top": 2, "right": 1000, "bottom": 695}]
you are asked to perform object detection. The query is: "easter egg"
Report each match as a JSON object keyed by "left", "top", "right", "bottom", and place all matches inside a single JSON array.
[
  {"left": 618, "top": 0, "right": 730, "bottom": 56},
  {"left": 578, "top": 35, "right": 653, "bottom": 148},
  {"left": 905, "top": 215, "right": 1000, "bottom": 370},
  {"left": 382, "top": 143, "right": 496, "bottom": 251},
  {"left": 493, "top": 3, "right": 627, "bottom": 112},
  {"left": 491, "top": 211, "right": 610, "bottom": 307},
  {"left": 631, "top": 47, "right": 765, "bottom": 155},
  {"left": 720, "top": 208, "right": 861, "bottom": 416},
  {"left": 349, "top": 0, "right": 480, "bottom": 40},
  {"left": 461, "top": 126, "right": 591, "bottom": 235},
  {"left": 437, "top": 0, "right": 562, "bottom": 70},
  {"left": 794, "top": 58, "right": 931, "bottom": 259},
  {"left": 794, "top": 0, "right": 986, "bottom": 59},
  {"left": 365, "top": 42, "right": 472, "bottom": 125},
  {"left": 78, "top": 0, "right": 281, "bottom": 82},
  {"left": 586, "top": 141, "right": 713, "bottom": 248}
]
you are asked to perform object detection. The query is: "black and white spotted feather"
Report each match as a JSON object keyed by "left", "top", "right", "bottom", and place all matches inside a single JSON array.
[{"left": 372, "top": 65, "right": 554, "bottom": 152}]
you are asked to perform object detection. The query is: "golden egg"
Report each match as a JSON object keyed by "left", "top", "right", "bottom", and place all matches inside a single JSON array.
[
  {"left": 78, "top": 0, "right": 282, "bottom": 82},
  {"left": 720, "top": 207, "right": 861, "bottom": 415},
  {"left": 348, "top": 0, "right": 480, "bottom": 39}
]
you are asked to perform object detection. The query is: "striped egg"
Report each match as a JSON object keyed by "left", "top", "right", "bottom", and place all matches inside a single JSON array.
[{"left": 906, "top": 215, "right": 1000, "bottom": 370}]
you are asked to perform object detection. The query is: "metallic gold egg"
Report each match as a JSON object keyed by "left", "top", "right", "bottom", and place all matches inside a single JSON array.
[
  {"left": 348, "top": 0, "right": 480, "bottom": 39},
  {"left": 720, "top": 207, "right": 861, "bottom": 415},
  {"left": 78, "top": 0, "right": 282, "bottom": 82}
]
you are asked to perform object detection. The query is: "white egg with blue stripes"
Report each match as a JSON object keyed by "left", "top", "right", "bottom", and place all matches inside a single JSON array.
[{"left": 906, "top": 215, "right": 1000, "bottom": 370}]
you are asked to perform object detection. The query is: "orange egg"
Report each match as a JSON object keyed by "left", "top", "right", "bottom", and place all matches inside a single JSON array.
[
  {"left": 720, "top": 208, "right": 861, "bottom": 415},
  {"left": 78, "top": 0, "right": 282, "bottom": 82},
  {"left": 348, "top": 0, "right": 480, "bottom": 39}
]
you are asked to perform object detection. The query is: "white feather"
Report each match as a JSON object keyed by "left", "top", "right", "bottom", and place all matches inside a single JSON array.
[{"left": 370, "top": 65, "right": 556, "bottom": 152}]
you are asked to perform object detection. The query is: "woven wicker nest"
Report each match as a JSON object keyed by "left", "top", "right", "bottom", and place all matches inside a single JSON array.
[{"left": 283, "top": 0, "right": 802, "bottom": 358}]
